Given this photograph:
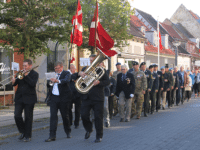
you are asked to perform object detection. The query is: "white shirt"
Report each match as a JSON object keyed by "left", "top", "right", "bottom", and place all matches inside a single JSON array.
[{"left": 52, "top": 71, "right": 62, "bottom": 96}]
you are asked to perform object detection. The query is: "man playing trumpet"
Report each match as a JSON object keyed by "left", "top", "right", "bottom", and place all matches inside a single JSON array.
[{"left": 12, "top": 59, "right": 39, "bottom": 142}]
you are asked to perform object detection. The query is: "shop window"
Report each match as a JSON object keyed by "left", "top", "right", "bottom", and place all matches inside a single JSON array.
[{"left": 0, "top": 49, "right": 13, "bottom": 91}]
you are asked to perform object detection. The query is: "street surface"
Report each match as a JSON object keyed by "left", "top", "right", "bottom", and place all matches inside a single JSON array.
[{"left": 1, "top": 98, "right": 200, "bottom": 150}]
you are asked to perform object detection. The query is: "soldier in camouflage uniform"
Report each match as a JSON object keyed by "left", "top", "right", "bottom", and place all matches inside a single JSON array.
[
  {"left": 112, "top": 62, "right": 122, "bottom": 116},
  {"left": 131, "top": 61, "right": 147, "bottom": 119}
]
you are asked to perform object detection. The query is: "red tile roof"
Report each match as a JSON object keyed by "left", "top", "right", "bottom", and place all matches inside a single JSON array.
[
  {"left": 161, "top": 23, "right": 182, "bottom": 40},
  {"left": 130, "top": 15, "right": 151, "bottom": 31},
  {"left": 189, "top": 10, "right": 199, "bottom": 20},
  {"left": 145, "top": 41, "right": 175, "bottom": 55},
  {"left": 191, "top": 53, "right": 200, "bottom": 58}
]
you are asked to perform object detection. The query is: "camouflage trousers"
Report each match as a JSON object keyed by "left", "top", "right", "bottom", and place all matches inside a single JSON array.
[
  {"left": 131, "top": 92, "right": 144, "bottom": 117},
  {"left": 113, "top": 95, "right": 118, "bottom": 114}
]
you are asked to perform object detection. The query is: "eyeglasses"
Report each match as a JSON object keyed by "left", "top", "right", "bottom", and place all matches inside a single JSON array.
[
  {"left": 54, "top": 67, "right": 60, "bottom": 69},
  {"left": 121, "top": 69, "right": 126, "bottom": 70}
]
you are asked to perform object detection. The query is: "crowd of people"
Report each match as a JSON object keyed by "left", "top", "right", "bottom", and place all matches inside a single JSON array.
[{"left": 11, "top": 56, "right": 200, "bottom": 144}]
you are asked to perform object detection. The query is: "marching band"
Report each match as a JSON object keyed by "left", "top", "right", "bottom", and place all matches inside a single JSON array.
[{"left": 12, "top": 57, "right": 199, "bottom": 143}]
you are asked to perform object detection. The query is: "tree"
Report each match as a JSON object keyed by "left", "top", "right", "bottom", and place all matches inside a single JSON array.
[
  {"left": 80, "top": 0, "right": 134, "bottom": 53},
  {"left": 0, "top": 0, "right": 77, "bottom": 59},
  {"left": 0, "top": 0, "right": 133, "bottom": 59}
]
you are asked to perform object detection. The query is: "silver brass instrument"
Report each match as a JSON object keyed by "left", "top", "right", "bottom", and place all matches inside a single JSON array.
[{"left": 75, "top": 51, "right": 107, "bottom": 94}]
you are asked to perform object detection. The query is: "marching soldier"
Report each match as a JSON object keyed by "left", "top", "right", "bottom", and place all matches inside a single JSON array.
[
  {"left": 140, "top": 62, "right": 153, "bottom": 117},
  {"left": 153, "top": 64, "right": 162, "bottom": 112},
  {"left": 131, "top": 61, "right": 147, "bottom": 119},
  {"left": 170, "top": 68, "right": 179, "bottom": 107},
  {"left": 174, "top": 66, "right": 182, "bottom": 106},
  {"left": 149, "top": 65, "right": 159, "bottom": 114},
  {"left": 162, "top": 64, "right": 173, "bottom": 109},
  {"left": 112, "top": 62, "right": 121, "bottom": 116},
  {"left": 115, "top": 65, "right": 135, "bottom": 122}
]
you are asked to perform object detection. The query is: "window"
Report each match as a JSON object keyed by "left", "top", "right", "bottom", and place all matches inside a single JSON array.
[{"left": 0, "top": 48, "right": 13, "bottom": 91}]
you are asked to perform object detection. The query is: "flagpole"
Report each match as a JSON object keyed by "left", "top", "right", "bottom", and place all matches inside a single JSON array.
[
  {"left": 94, "top": 0, "right": 98, "bottom": 53},
  {"left": 69, "top": 0, "right": 79, "bottom": 69},
  {"left": 157, "top": 16, "right": 160, "bottom": 70}
]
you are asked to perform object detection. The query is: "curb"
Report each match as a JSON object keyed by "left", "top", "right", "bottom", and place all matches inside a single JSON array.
[{"left": 0, "top": 121, "right": 63, "bottom": 140}]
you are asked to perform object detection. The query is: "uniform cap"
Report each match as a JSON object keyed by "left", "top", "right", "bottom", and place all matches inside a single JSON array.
[
  {"left": 152, "top": 64, "right": 158, "bottom": 67},
  {"left": 165, "top": 64, "right": 169, "bottom": 68},
  {"left": 160, "top": 66, "right": 165, "bottom": 70},
  {"left": 116, "top": 62, "right": 121, "bottom": 66},
  {"left": 140, "top": 62, "right": 146, "bottom": 68},
  {"left": 169, "top": 68, "right": 173, "bottom": 71},
  {"left": 149, "top": 65, "right": 154, "bottom": 69},
  {"left": 132, "top": 61, "right": 139, "bottom": 66}
]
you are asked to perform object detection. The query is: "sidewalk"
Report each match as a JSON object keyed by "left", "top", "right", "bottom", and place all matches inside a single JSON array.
[{"left": 0, "top": 103, "right": 62, "bottom": 139}]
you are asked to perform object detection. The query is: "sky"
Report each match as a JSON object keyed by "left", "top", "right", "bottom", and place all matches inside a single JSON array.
[{"left": 129, "top": 0, "right": 199, "bottom": 22}]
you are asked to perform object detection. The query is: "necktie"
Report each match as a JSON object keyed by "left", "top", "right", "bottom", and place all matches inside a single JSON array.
[{"left": 122, "top": 74, "right": 125, "bottom": 81}]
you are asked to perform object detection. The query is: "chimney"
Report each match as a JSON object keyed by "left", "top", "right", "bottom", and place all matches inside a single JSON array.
[
  {"left": 145, "top": 31, "right": 158, "bottom": 47},
  {"left": 161, "top": 34, "right": 169, "bottom": 49}
]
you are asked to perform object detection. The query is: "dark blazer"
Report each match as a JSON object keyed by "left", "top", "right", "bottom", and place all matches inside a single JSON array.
[
  {"left": 163, "top": 72, "right": 173, "bottom": 91},
  {"left": 144, "top": 70, "right": 153, "bottom": 90},
  {"left": 151, "top": 72, "right": 159, "bottom": 93},
  {"left": 70, "top": 72, "right": 81, "bottom": 99},
  {"left": 115, "top": 72, "right": 135, "bottom": 99},
  {"left": 109, "top": 77, "right": 116, "bottom": 95},
  {"left": 173, "top": 72, "right": 179, "bottom": 88},
  {"left": 47, "top": 70, "right": 72, "bottom": 102},
  {"left": 13, "top": 70, "right": 39, "bottom": 104},
  {"left": 177, "top": 71, "right": 183, "bottom": 87},
  {"left": 80, "top": 67, "right": 110, "bottom": 101}
]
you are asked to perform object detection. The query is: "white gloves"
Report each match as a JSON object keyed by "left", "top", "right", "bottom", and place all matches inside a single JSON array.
[{"left": 130, "top": 94, "right": 134, "bottom": 98}]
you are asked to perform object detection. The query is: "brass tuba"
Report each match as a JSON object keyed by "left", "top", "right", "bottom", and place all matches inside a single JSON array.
[{"left": 75, "top": 51, "right": 107, "bottom": 94}]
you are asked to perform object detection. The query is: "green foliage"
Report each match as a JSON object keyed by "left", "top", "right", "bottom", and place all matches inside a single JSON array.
[
  {"left": 0, "top": 0, "right": 133, "bottom": 58},
  {"left": 0, "top": 0, "right": 77, "bottom": 59}
]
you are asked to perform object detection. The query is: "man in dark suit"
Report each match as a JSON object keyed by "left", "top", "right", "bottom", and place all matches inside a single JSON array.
[
  {"left": 149, "top": 65, "right": 159, "bottom": 114},
  {"left": 69, "top": 64, "right": 81, "bottom": 129},
  {"left": 12, "top": 59, "right": 39, "bottom": 142},
  {"left": 45, "top": 61, "right": 72, "bottom": 142},
  {"left": 140, "top": 62, "right": 153, "bottom": 117},
  {"left": 108, "top": 71, "right": 116, "bottom": 119},
  {"left": 154, "top": 65, "right": 162, "bottom": 112},
  {"left": 79, "top": 54, "right": 110, "bottom": 143},
  {"left": 115, "top": 65, "right": 135, "bottom": 122}
]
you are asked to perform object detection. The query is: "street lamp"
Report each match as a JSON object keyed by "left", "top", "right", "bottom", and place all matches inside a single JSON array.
[{"left": 172, "top": 40, "right": 181, "bottom": 66}]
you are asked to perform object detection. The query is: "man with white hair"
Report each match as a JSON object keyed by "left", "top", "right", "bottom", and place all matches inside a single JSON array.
[
  {"left": 174, "top": 66, "right": 182, "bottom": 106},
  {"left": 179, "top": 66, "right": 186, "bottom": 104},
  {"left": 69, "top": 64, "right": 82, "bottom": 129},
  {"left": 115, "top": 65, "right": 135, "bottom": 122}
]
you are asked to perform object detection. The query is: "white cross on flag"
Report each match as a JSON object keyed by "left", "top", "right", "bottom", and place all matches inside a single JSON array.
[{"left": 70, "top": 0, "right": 83, "bottom": 46}]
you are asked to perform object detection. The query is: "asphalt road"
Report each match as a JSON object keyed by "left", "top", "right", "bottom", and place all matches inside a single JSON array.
[{"left": 1, "top": 98, "right": 200, "bottom": 150}]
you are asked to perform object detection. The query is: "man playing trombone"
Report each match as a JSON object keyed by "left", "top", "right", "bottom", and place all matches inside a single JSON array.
[{"left": 12, "top": 59, "right": 39, "bottom": 142}]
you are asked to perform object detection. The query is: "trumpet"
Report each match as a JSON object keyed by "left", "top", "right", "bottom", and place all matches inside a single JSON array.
[
  {"left": 0, "top": 65, "right": 39, "bottom": 85},
  {"left": 15, "top": 65, "right": 39, "bottom": 80}
]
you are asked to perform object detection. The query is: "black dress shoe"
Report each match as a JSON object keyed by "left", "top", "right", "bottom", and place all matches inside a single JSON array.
[
  {"left": 125, "top": 119, "right": 130, "bottom": 122},
  {"left": 67, "top": 133, "right": 72, "bottom": 138},
  {"left": 18, "top": 133, "right": 25, "bottom": 140},
  {"left": 144, "top": 113, "right": 148, "bottom": 117},
  {"left": 75, "top": 125, "right": 79, "bottom": 129},
  {"left": 23, "top": 137, "right": 31, "bottom": 142},
  {"left": 85, "top": 131, "right": 92, "bottom": 139},
  {"left": 156, "top": 109, "right": 158, "bottom": 112},
  {"left": 120, "top": 118, "right": 124, "bottom": 122},
  {"left": 45, "top": 137, "right": 56, "bottom": 142},
  {"left": 95, "top": 138, "right": 102, "bottom": 143},
  {"left": 151, "top": 111, "right": 154, "bottom": 114}
]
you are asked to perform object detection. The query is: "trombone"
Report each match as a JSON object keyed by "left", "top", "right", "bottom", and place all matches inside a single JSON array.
[{"left": 0, "top": 65, "right": 39, "bottom": 85}]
